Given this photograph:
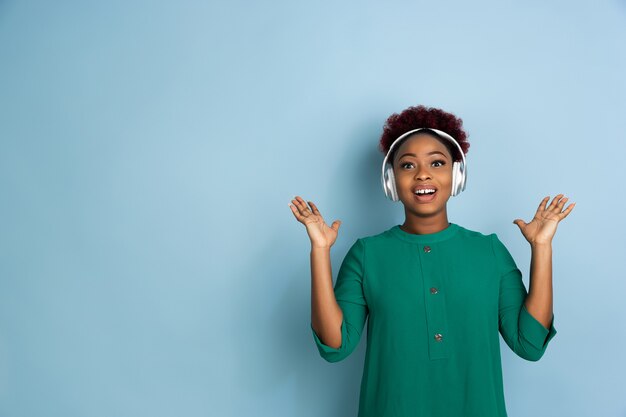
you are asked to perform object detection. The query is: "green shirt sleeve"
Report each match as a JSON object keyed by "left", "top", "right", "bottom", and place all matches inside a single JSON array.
[
  {"left": 311, "top": 238, "right": 369, "bottom": 363},
  {"left": 491, "top": 233, "right": 557, "bottom": 362}
]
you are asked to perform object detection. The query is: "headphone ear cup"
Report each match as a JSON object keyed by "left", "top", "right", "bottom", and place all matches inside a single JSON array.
[
  {"left": 383, "top": 164, "right": 391, "bottom": 200},
  {"left": 451, "top": 161, "right": 459, "bottom": 196},
  {"left": 459, "top": 162, "right": 467, "bottom": 191},
  {"left": 455, "top": 161, "right": 465, "bottom": 196},
  {"left": 386, "top": 165, "right": 399, "bottom": 201}
]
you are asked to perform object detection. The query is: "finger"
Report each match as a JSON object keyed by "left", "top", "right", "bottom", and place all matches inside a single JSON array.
[
  {"left": 513, "top": 218, "right": 526, "bottom": 227},
  {"left": 292, "top": 197, "right": 311, "bottom": 217},
  {"left": 559, "top": 202, "right": 576, "bottom": 219},
  {"left": 548, "top": 194, "right": 564, "bottom": 210},
  {"left": 309, "top": 201, "right": 322, "bottom": 217},
  {"left": 288, "top": 201, "right": 305, "bottom": 221},
  {"left": 296, "top": 196, "right": 314, "bottom": 211},
  {"left": 556, "top": 194, "right": 567, "bottom": 205},
  {"left": 290, "top": 197, "right": 303, "bottom": 212},
  {"left": 536, "top": 196, "right": 550, "bottom": 213},
  {"left": 553, "top": 196, "right": 568, "bottom": 212}
]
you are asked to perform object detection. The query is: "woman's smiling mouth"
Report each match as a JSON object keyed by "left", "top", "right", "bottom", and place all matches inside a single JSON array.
[{"left": 413, "top": 185, "right": 438, "bottom": 203}]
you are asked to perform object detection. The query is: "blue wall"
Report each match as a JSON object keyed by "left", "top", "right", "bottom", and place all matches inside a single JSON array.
[{"left": 1, "top": 1, "right": 625, "bottom": 416}]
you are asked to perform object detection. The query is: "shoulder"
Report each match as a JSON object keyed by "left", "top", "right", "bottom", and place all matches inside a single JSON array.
[
  {"left": 455, "top": 223, "right": 493, "bottom": 240},
  {"left": 453, "top": 225, "right": 519, "bottom": 274},
  {"left": 446, "top": 225, "right": 499, "bottom": 260},
  {"left": 343, "top": 227, "right": 401, "bottom": 261},
  {"left": 455, "top": 224, "right": 510, "bottom": 253},
  {"left": 457, "top": 223, "right": 514, "bottom": 245},
  {"left": 354, "top": 226, "right": 399, "bottom": 247},
  {"left": 459, "top": 226, "right": 518, "bottom": 268}
]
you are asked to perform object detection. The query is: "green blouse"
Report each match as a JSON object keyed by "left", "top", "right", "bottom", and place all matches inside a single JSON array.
[{"left": 311, "top": 222, "right": 557, "bottom": 417}]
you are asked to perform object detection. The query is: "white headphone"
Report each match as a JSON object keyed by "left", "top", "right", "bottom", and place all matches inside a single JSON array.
[{"left": 381, "top": 127, "right": 467, "bottom": 201}]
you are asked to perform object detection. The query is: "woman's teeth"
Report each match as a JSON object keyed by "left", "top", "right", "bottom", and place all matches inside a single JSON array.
[{"left": 415, "top": 189, "right": 436, "bottom": 195}]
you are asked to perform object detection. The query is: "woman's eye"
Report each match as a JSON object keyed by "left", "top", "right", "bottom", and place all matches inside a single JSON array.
[{"left": 400, "top": 160, "right": 446, "bottom": 169}]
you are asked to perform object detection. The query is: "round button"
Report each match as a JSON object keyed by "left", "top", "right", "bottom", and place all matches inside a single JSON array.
[
  {"left": 423, "top": 245, "right": 431, "bottom": 253},
  {"left": 430, "top": 287, "right": 438, "bottom": 294},
  {"left": 434, "top": 333, "right": 443, "bottom": 342}
]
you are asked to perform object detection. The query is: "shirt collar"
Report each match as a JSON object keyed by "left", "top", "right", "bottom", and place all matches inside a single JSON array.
[{"left": 389, "top": 222, "right": 460, "bottom": 244}]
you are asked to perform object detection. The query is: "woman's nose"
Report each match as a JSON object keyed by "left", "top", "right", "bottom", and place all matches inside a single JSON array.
[{"left": 415, "top": 165, "right": 432, "bottom": 180}]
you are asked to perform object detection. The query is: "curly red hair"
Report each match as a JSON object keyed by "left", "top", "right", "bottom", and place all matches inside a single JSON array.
[{"left": 378, "top": 105, "right": 470, "bottom": 164}]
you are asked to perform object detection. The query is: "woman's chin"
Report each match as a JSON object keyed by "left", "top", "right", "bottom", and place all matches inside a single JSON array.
[{"left": 400, "top": 194, "right": 449, "bottom": 215}]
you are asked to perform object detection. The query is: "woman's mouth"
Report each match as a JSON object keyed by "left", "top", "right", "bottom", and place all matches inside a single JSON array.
[{"left": 413, "top": 188, "right": 437, "bottom": 203}]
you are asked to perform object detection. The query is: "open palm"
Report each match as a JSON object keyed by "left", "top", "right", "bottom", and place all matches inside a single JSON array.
[
  {"left": 289, "top": 196, "right": 341, "bottom": 248},
  {"left": 513, "top": 194, "right": 576, "bottom": 245}
]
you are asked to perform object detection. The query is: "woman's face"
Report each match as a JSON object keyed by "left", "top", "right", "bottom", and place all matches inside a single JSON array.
[{"left": 392, "top": 133, "right": 454, "bottom": 218}]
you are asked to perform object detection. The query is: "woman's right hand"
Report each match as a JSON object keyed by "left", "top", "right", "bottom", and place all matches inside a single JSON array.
[{"left": 289, "top": 196, "right": 341, "bottom": 249}]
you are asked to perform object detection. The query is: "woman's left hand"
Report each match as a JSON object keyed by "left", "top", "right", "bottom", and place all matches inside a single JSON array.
[{"left": 513, "top": 194, "right": 576, "bottom": 245}]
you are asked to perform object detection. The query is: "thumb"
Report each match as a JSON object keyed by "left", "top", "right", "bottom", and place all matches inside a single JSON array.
[
  {"left": 331, "top": 220, "right": 341, "bottom": 231},
  {"left": 512, "top": 219, "right": 525, "bottom": 229}
]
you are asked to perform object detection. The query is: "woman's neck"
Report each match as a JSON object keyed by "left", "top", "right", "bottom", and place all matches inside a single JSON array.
[{"left": 400, "top": 216, "right": 450, "bottom": 235}]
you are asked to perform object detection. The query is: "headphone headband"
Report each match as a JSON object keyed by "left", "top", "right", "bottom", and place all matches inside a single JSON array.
[{"left": 381, "top": 127, "right": 466, "bottom": 173}]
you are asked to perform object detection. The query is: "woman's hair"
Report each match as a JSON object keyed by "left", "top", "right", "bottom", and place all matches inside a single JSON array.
[{"left": 378, "top": 105, "right": 470, "bottom": 165}]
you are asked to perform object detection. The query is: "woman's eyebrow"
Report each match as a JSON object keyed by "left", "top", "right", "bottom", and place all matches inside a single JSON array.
[{"left": 398, "top": 151, "right": 448, "bottom": 159}]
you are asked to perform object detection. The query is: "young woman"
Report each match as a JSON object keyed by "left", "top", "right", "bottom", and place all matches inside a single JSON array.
[{"left": 288, "top": 105, "right": 575, "bottom": 417}]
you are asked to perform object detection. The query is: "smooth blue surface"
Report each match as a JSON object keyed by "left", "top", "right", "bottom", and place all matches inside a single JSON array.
[{"left": 1, "top": 1, "right": 625, "bottom": 416}]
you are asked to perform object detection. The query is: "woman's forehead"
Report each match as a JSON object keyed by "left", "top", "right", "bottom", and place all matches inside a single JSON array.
[{"left": 394, "top": 133, "right": 451, "bottom": 157}]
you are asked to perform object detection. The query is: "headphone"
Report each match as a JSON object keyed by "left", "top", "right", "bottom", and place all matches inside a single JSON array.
[{"left": 381, "top": 127, "right": 467, "bottom": 201}]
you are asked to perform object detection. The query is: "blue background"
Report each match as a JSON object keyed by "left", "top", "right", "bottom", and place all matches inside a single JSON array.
[{"left": 1, "top": 1, "right": 625, "bottom": 416}]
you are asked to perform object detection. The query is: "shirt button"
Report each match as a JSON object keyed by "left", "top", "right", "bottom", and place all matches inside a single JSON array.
[
  {"left": 430, "top": 287, "right": 438, "bottom": 294},
  {"left": 434, "top": 333, "right": 443, "bottom": 342},
  {"left": 423, "top": 245, "right": 431, "bottom": 253}
]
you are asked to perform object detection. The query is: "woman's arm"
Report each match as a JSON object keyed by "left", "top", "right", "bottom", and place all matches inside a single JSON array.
[
  {"left": 288, "top": 196, "right": 368, "bottom": 361},
  {"left": 524, "top": 242, "right": 553, "bottom": 329},
  {"left": 311, "top": 246, "right": 343, "bottom": 349},
  {"left": 513, "top": 194, "right": 575, "bottom": 329},
  {"left": 310, "top": 239, "right": 368, "bottom": 363}
]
